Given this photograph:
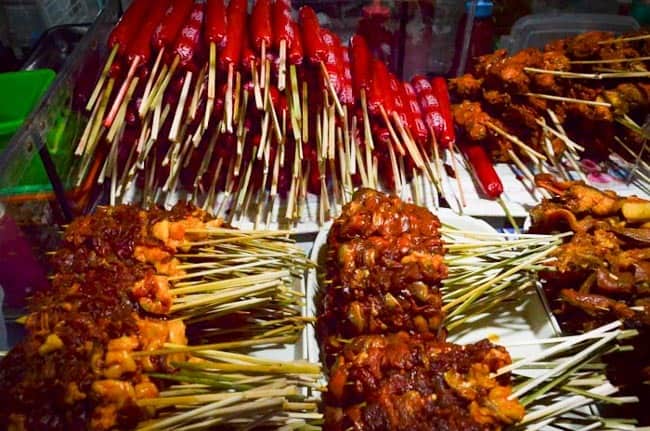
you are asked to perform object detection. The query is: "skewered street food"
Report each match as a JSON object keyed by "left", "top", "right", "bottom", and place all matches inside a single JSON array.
[
  {"left": 530, "top": 174, "right": 650, "bottom": 424},
  {"left": 449, "top": 30, "right": 650, "bottom": 172},
  {"left": 0, "top": 204, "right": 208, "bottom": 430},
  {"left": 0, "top": 204, "right": 317, "bottom": 430},
  {"left": 318, "top": 189, "right": 528, "bottom": 430},
  {"left": 324, "top": 332, "right": 524, "bottom": 431},
  {"left": 317, "top": 189, "right": 447, "bottom": 363}
]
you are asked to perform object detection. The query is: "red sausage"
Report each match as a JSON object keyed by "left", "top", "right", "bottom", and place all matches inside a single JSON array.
[
  {"left": 173, "top": 2, "right": 206, "bottom": 71},
  {"left": 108, "top": 0, "right": 150, "bottom": 55},
  {"left": 288, "top": 22, "right": 303, "bottom": 65},
  {"left": 403, "top": 82, "right": 428, "bottom": 144},
  {"left": 411, "top": 75, "right": 433, "bottom": 95},
  {"left": 220, "top": 0, "right": 248, "bottom": 69},
  {"left": 251, "top": 0, "right": 272, "bottom": 50},
  {"left": 340, "top": 48, "right": 354, "bottom": 106},
  {"left": 349, "top": 34, "right": 371, "bottom": 99},
  {"left": 462, "top": 142, "right": 503, "bottom": 198},
  {"left": 152, "top": 0, "right": 194, "bottom": 52},
  {"left": 272, "top": 0, "right": 294, "bottom": 50},
  {"left": 430, "top": 76, "right": 456, "bottom": 147},
  {"left": 299, "top": 6, "right": 327, "bottom": 64},
  {"left": 368, "top": 58, "right": 393, "bottom": 116},
  {"left": 321, "top": 29, "right": 343, "bottom": 96},
  {"left": 205, "top": 0, "right": 227, "bottom": 48},
  {"left": 125, "top": 0, "right": 169, "bottom": 65}
]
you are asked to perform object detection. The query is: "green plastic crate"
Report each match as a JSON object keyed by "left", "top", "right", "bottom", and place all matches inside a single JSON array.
[{"left": 0, "top": 69, "right": 59, "bottom": 197}]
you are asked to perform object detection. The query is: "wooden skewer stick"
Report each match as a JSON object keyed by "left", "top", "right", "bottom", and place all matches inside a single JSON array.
[
  {"left": 301, "top": 81, "right": 309, "bottom": 144},
  {"left": 524, "top": 66, "right": 650, "bottom": 79},
  {"left": 225, "top": 62, "right": 235, "bottom": 133},
  {"left": 485, "top": 121, "right": 546, "bottom": 162},
  {"left": 390, "top": 112, "right": 425, "bottom": 168},
  {"left": 448, "top": 144, "right": 467, "bottom": 207},
  {"left": 319, "top": 62, "right": 344, "bottom": 117},
  {"left": 147, "top": 55, "right": 181, "bottom": 116},
  {"left": 76, "top": 90, "right": 103, "bottom": 155},
  {"left": 107, "top": 77, "right": 140, "bottom": 143},
  {"left": 598, "top": 33, "right": 650, "bottom": 45},
  {"left": 252, "top": 61, "right": 264, "bottom": 110},
  {"left": 232, "top": 71, "right": 242, "bottom": 125},
  {"left": 86, "top": 44, "right": 119, "bottom": 111},
  {"left": 278, "top": 40, "right": 287, "bottom": 91},
  {"left": 525, "top": 92, "right": 612, "bottom": 108},
  {"left": 379, "top": 106, "right": 405, "bottom": 156},
  {"left": 570, "top": 55, "right": 650, "bottom": 64},
  {"left": 139, "top": 48, "right": 165, "bottom": 118},
  {"left": 205, "top": 42, "right": 217, "bottom": 130},
  {"left": 169, "top": 70, "right": 193, "bottom": 143},
  {"left": 535, "top": 118, "right": 585, "bottom": 153},
  {"left": 104, "top": 57, "right": 140, "bottom": 128},
  {"left": 85, "top": 79, "right": 115, "bottom": 155},
  {"left": 188, "top": 65, "right": 207, "bottom": 123}
]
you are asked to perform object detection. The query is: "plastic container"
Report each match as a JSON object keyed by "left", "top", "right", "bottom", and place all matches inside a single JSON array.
[
  {"left": 500, "top": 13, "right": 640, "bottom": 53},
  {"left": 0, "top": 69, "right": 59, "bottom": 197}
]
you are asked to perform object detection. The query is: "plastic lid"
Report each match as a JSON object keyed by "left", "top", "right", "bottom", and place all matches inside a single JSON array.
[{"left": 465, "top": 0, "right": 493, "bottom": 18}]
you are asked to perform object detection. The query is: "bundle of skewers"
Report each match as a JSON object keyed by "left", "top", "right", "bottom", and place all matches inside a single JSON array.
[
  {"left": 316, "top": 188, "right": 642, "bottom": 430},
  {"left": 450, "top": 30, "right": 650, "bottom": 197},
  {"left": 529, "top": 174, "right": 650, "bottom": 425},
  {"left": 0, "top": 203, "right": 321, "bottom": 430},
  {"left": 74, "top": 0, "right": 471, "bottom": 228}
]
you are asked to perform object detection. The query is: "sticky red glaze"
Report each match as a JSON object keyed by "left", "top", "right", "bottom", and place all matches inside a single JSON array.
[
  {"left": 368, "top": 59, "right": 392, "bottom": 116},
  {"left": 272, "top": 0, "right": 294, "bottom": 50},
  {"left": 430, "top": 77, "right": 456, "bottom": 148},
  {"left": 108, "top": 0, "right": 149, "bottom": 54},
  {"left": 288, "top": 22, "right": 303, "bottom": 65},
  {"left": 205, "top": 0, "right": 227, "bottom": 47},
  {"left": 152, "top": 0, "right": 194, "bottom": 51},
  {"left": 299, "top": 6, "right": 327, "bottom": 64},
  {"left": 340, "top": 48, "right": 354, "bottom": 106},
  {"left": 403, "top": 82, "right": 428, "bottom": 144},
  {"left": 219, "top": 0, "right": 248, "bottom": 68},
  {"left": 173, "top": 2, "right": 206, "bottom": 71},
  {"left": 251, "top": 0, "right": 272, "bottom": 50},
  {"left": 350, "top": 34, "right": 371, "bottom": 98},
  {"left": 125, "top": 0, "right": 169, "bottom": 65},
  {"left": 463, "top": 143, "right": 503, "bottom": 198},
  {"left": 321, "top": 28, "right": 343, "bottom": 96}
]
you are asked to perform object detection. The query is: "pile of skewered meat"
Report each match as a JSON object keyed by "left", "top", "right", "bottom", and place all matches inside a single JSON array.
[
  {"left": 318, "top": 189, "right": 525, "bottom": 430},
  {"left": 75, "top": 0, "right": 459, "bottom": 225},
  {"left": 0, "top": 204, "right": 217, "bottom": 430},
  {"left": 530, "top": 173, "right": 650, "bottom": 424},
  {"left": 449, "top": 30, "right": 649, "bottom": 171},
  {"left": 0, "top": 203, "right": 317, "bottom": 430}
]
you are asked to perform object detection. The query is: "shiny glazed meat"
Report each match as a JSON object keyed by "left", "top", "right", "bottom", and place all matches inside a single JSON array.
[{"left": 324, "top": 333, "right": 524, "bottom": 431}]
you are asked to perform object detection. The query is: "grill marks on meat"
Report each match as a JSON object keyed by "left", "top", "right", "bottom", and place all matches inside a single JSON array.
[
  {"left": 319, "top": 189, "right": 524, "bottom": 430},
  {"left": 0, "top": 204, "right": 218, "bottom": 431}
]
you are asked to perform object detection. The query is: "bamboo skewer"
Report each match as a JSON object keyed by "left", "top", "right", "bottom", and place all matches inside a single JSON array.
[
  {"left": 524, "top": 66, "right": 650, "bottom": 79},
  {"left": 598, "top": 33, "right": 650, "bottom": 44}
]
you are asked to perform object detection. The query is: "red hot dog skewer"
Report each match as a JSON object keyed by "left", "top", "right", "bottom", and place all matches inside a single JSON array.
[
  {"left": 251, "top": 0, "right": 272, "bottom": 90},
  {"left": 168, "top": 2, "right": 206, "bottom": 142},
  {"left": 220, "top": 0, "right": 248, "bottom": 131},
  {"left": 271, "top": 0, "right": 294, "bottom": 88},
  {"left": 139, "top": 0, "right": 194, "bottom": 117},
  {"left": 430, "top": 76, "right": 456, "bottom": 148},
  {"left": 205, "top": 0, "right": 227, "bottom": 127},
  {"left": 86, "top": 0, "right": 149, "bottom": 112},
  {"left": 104, "top": 0, "right": 169, "bottom": 128}
]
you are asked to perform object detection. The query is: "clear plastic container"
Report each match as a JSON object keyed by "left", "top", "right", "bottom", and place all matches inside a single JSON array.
[{"left": 500, "top": 12, "right": 640, "bottom": 53}]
